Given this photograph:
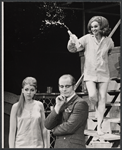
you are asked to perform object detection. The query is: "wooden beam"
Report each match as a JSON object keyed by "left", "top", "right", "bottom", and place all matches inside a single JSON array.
[
  {"left": 85, "top": 10, "right": 120, "bottom": 16},
  {"left": 89, "top": 116, "right": 120, "bottom": 123},
  {"left": 107, "top": 90, "right": 120, "bottom": 96},
  {"left": 84, "top": 129, "right": 120, "bottom": 141},
  {"left": 86, "top": 3, "right": 120, "bottom": 11},
  {"left": 106, "top": 102, "right": 120, "bottom": 107},
  {"left": 59, "top": 6, "right": 84, "bottom": 11},
  {"left": 109, "top": 20, "right": 121, "bottom": 38}
]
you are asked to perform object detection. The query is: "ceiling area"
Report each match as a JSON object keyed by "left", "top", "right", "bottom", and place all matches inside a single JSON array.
[
  {"left": 4, "top": 2, "right": 121, "bottom": 94},
  {"left": 4, "top": 2, "right": 120, "bottom": 52},
  {"left": 58, "top": 2, "right": 120, "bottom": 14}
]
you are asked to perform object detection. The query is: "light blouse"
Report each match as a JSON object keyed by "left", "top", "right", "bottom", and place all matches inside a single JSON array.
[{"left": 67, "top": 34, "right": 114, "bottom": 82}]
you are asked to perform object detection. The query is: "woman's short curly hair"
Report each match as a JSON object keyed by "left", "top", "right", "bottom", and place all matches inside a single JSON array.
[{"left": 87, "top": 16, "right": 111, "bottom": 36}]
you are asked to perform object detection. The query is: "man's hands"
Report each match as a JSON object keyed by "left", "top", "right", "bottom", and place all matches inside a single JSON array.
[
  {"left": 56, "top": 95, "right": 66, "bottom": 105},
  {"left": 55, "top": 95, "right": 66, "bottom": 114}
]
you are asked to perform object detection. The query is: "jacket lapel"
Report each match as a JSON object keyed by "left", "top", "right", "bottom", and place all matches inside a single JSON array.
[
  {"left": 62, "top": 95, "right": 79, "bottom": 121},
  {"left": 67, "top": 94, "right": 78, "bottom": 106}
]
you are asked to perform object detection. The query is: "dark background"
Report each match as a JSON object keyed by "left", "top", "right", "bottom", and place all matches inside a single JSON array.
[{"left": 4, "top": 2, "right": 120, "bottom": 94}]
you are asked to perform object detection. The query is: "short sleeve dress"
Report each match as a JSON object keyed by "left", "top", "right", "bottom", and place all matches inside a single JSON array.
[{"left": 15, "top": 100, "right": 44, "bottom": 148}]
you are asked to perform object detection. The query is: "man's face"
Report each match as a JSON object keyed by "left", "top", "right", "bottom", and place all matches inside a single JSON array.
[{"left": 59, "top": 77, "right": 74, "bottom": 98}]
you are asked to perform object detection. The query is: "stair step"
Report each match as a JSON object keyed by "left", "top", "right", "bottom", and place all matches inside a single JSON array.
[
  {"left": 77, "top": 92, "right": 88, "bottom": 96},
  {"left": 107, "top": 90, "right": 120, "bottom": 95},
  {"left": 106, "top": 118, "right": 120, "bottom": 123},
  {"left": 89, "top": 116, "right": 120, "bottom": 123},
  {"left": 106, "top": 102, "right": 120, "bottom": 107},
  {"left": 89, "top": 109, "right": 95, "bottom": 112},
  {"left": 84, "top": 129, "right": 120, "bottom": 141},
  {"left": 111, "top": 77, "right": 120, "bottom": 83}
]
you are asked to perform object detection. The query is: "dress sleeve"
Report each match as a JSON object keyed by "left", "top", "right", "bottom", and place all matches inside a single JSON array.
[
  {"left": 52, "top": 101, "right": 88, "bottom": 135},
  {"left": 77, "top": 35, "right": 87, "bottom": 51}
]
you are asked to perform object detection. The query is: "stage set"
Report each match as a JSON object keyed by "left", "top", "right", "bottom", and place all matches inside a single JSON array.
[{"left": 4, "top": 2, "right": 120, "bottom": 148}]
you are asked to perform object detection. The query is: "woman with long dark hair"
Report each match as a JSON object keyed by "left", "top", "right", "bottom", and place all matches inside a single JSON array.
[{"left": 9, "top": 77, "right": 48, "bottom": 148}]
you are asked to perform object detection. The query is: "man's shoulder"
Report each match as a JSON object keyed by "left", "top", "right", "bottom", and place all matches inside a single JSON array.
[
  {"left": 75, "top": 95, "right": 88, "bottom": 105},
  {"left": 72, "top": 95, "right": 88, "bottom": 111}
]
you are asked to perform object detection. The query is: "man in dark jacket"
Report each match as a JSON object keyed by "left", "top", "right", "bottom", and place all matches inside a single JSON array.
[{"left": 44, "top": 74, "right": 88, "bottom": 148}]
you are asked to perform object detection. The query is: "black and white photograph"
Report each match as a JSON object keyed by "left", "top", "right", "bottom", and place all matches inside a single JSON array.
[{"left": 3, "top": 1, "right": 121, "bottom": 148}]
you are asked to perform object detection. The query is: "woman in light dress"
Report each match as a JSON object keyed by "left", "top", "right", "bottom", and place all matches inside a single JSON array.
[
  {"left": 9, "top": 77, "right": 48, "bottom": 148},
  {"left": 67, "top": 16, "right": 114, "bottom": 135}
]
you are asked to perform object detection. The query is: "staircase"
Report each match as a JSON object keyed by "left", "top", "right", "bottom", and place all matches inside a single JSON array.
[
  {"left": 77, "top": 19, "right": 121, "bottom": 146},
  {"left": 83, "top": 77, "right": 121, "bottom": 148}
]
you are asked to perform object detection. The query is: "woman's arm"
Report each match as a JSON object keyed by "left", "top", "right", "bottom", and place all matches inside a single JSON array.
[
  {"left": 67, "top": 32, "right": 86, "bottom": 53},
  {"left": 40, "top": 102, "right": 49, "bottom": 148},
  {"left": 9, "top": 103, "right": 18, "bottom": 148},
  {"left": 67, "top": 34, "right": 78, "bottom": 53}
]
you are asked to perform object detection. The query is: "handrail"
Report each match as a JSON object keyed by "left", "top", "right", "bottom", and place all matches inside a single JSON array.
[
  {"left": 74, "top": 73, "right": 84, "bottom": 91},
  {"left": 108, "top": 19, "right": 120, "bottom": 38}
]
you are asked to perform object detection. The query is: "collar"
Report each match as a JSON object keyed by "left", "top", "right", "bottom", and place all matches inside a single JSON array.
[
  {"left": 91, "top": 34, "right": 105, "bottom": 42},
  {"left": 67, "top": 92, "right": 76, "bottom": 102}
]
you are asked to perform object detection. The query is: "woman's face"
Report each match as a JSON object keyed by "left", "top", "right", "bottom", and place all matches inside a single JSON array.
[
  {"left": 22, "top": 84, "right": 37, "bottom": 100},
  {"left": 90, "top": 21, "right": 101, "bottom": 36}
]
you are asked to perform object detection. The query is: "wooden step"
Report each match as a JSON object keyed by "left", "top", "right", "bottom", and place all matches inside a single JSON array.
[
  {"left": 106, "top": 102, "right": 120, "bottom": 107},
  {"left": 89, "top": 116, "right": 120, "bottom": 123},
  {"left": 107, "top": 90, "right": 120, "bottom": 95},
  {"left": 106, "top": 117, "right": 120, "bottom": 123},
  {"left": 89, "top": 109, "right": 95, "bottom": 112},
  {"left": 77, "top": 92, "right": 88, "bottom": 96},
  {"left": 111, "top": 77, "right": 120, "bottom": 83},
  {"left": 84, "top": 129, "right": 120, "bottom": 141}
]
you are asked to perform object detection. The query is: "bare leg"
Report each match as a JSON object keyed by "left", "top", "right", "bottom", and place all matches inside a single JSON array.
[
  {"left": 85, "top": 81, "right": 97, "bottom": 110},
  {"left": 97, "top": 82, "right": 109, "bottom": 135}
]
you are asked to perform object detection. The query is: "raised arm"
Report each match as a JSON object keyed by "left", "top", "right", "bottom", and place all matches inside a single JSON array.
[
  {"left": 44, "top": 95, "right": 66, "bottom": 130},
  {"left": 9, "top": 103, "right": 18, "bottom": 148},
  {"left": 67, "top": 31, "right": 86, "bottom": 53}
]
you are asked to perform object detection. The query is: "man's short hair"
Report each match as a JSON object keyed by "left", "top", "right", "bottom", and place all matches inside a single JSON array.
[{"left": 59, "top": 74, "right": 76, "bottom": 85}]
